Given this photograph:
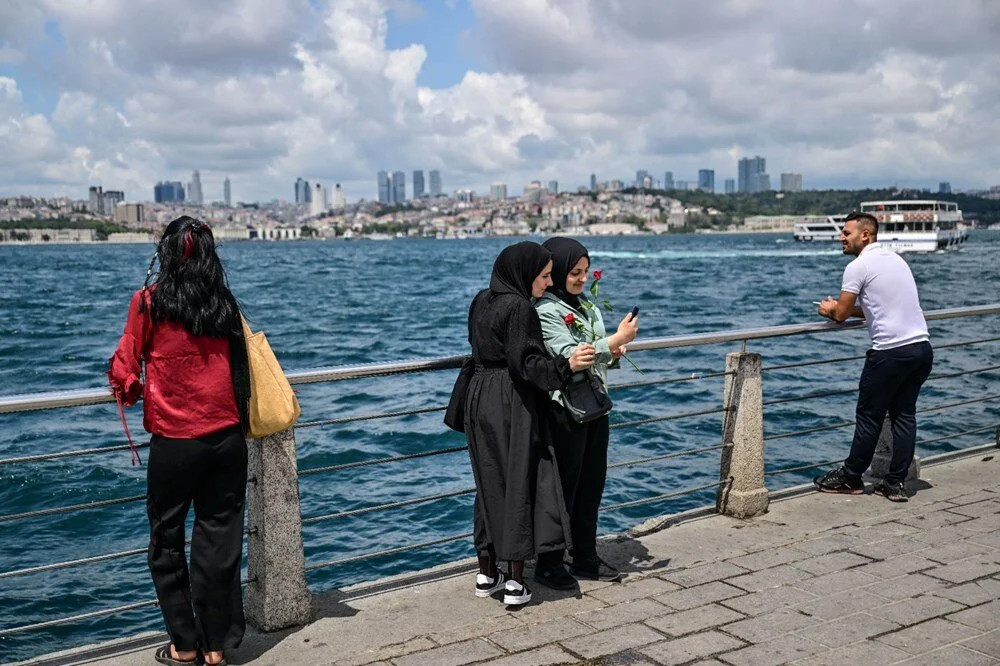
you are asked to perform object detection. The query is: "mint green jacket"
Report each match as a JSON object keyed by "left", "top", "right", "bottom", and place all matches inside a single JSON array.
[{"left": 534, "top": 292, "right": 618, "bottom": 405}]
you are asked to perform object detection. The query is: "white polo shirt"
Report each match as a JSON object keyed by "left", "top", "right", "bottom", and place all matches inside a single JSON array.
[{"left": 841, "top": 242, "right": 929, "bottom": 351}]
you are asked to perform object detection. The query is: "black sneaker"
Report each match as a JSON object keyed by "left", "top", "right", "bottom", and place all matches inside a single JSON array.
[
  {"left": 873, "top": 479, "right": 910, "bottom": 502},
  {"left": 503, "top": 580, "right": 532, "bottom": 606},
  {"left": 568, "top": 556, "right": 622, "bottom": 582},
  {"left": 813, "top": 467, "right": 864, "bottom": 495},
  {"left": 534, "top": 563, "right": 577, "bottom": 590},
  {"left": 475, "top": 570, "right": 506, "bottom": 598}
]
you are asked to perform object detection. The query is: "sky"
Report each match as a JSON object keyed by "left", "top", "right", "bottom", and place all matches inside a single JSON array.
[{"left": 1, "top": 0, "right": 999, "bottom": 203}]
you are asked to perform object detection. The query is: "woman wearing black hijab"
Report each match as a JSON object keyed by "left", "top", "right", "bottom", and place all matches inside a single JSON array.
[
  {"left": 533, "top": 237, "right": 638, "bottom": 587},
  {"left": 461, "top": 241, "right": 596, "bottom": 606}
]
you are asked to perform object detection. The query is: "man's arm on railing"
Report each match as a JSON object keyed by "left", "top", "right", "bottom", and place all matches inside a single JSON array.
[{"left": 818, "top": 291, "right": 862, "bottom": 323}]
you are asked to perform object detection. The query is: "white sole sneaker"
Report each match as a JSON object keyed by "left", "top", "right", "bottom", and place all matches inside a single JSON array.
[
  {"left": 475, "top": 571, "right": 506, "bottom": 598},
  {"left": 503, "top": 582, "right": 532, "bottom": 606}
]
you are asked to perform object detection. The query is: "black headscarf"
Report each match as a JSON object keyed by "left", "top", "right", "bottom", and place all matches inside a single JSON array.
[
  {"left": 542, "top": 237, "right": 589, "bottom": 311},
  {"left": 489, "top": 241, "right": 552, "bottom": 301}
]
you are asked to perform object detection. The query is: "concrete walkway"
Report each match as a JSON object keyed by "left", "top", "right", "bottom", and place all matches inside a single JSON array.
[{"left": 24, "top": 451, "right": 1000, "bottom": 666}]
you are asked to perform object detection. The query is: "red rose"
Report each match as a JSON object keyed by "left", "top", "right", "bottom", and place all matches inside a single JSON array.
[
  {"left": 563, "top": 312, "right": 576, "bottom": 325},
  {"left": 593, "top": 270, "right": 603, "bottom": 281}
]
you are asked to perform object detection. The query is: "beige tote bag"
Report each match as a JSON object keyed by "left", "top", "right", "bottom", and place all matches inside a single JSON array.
[{"left": 241, "top": 317, "right": 300, "bottom": 438}]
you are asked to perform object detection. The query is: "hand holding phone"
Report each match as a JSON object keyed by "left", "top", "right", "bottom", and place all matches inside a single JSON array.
[{"left": 629, "top": 305, "right": 640, "bottom": 320}]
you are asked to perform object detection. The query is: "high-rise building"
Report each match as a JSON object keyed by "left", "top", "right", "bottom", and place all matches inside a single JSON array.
[
  {"left": 223, "top": 177, "right": 232, "bottom": 206},
  {"left": 377, "top": 171, "right": 391, "bottom": 203},
  {"left": 590, "top": 173, "right": 597, "bottom": 191},
  {"left": 114, "top": 203, "right": 144, "bottom": 225},
  {"left": 724, "top": 179, "right": 736, "bottom": 194},
  {"left": 332, "top": 183, "right": 346, "bottom": 208},
  {"left": 548, "top": 180, "right": 558, "bottom": 195},
  {"left": 429, "top": 170, "right": 442, "bottom": 196},
  {"left": 738, "top": 156, "right": 768, "bottom": 193},
  {"left": 102, "top": 190, "right": 124, "bottom": 214},
  {"left": 635, "top": 170, "right": 649, "bottom": 188},
  {"left": 490, "top": 183, "right": 508, "bottom": 200},
  {"left": 780, "top": 173, "right": 803, "bottom": 192},
  {"left": 664, "top": 171, "right": 674, "bottom": 189},
  {"left": 310, "top": 183, "right": 326, "bottom": 217},
  {"left": 413, "top": 170, "right": 425, "bottom": 198},
  {"left": 154, "top": 181, "right": 185, "bottom": 203},
  {"left": 939, "top": 182, "right": 952, "bottom": 194},
  {"left": 187, "top": 170, "right": 203, "bottom": 205},
  {"left": 295, "top": 177, "right": 311, "bottom": 204},
  {"left": 88, "top": 186, "right": 103, "bottom": 214},
  {"left": 675, "top": 180, "right": 689, "bottom": 190},
  {"left": 698, "top": 169, "right": 715, "bottom": 193},
  {"left": 392, "top": 171, "right": 405, "bottom": 203}
]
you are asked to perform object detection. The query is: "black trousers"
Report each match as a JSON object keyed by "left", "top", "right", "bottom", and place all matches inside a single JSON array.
[
  {"left": 147, "top": 426, "right": 248, "bottom": 652},
  {"left": 844, "top": 341, "right": 933, "bottom": 484},
  {"left": 537, "top": 410, "right": 609, "bottom": 569}
]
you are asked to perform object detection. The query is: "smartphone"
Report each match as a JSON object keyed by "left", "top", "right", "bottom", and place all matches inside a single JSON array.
[{"left": 630, "top": 306, "right": 640, "bottom": 320}]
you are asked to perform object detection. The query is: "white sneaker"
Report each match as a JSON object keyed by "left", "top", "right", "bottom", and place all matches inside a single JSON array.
[
  {"left": 503, "top": 580, "right": 532, "bottom": 606},
  {"left": 475, "top": 570, "right": 506, "bottom": 598}
]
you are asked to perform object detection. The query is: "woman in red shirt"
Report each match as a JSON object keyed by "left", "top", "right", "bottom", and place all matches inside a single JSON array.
[{"left": 109, "top": 216, "right": 250, "bottom": 666}]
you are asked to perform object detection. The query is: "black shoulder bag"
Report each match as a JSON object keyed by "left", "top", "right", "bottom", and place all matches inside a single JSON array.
[{"left": 561, "top": 370, "right": 613, "bottom": 424}]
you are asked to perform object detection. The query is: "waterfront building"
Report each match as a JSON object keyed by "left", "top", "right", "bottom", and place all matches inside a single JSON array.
[
  {"left": 392, "top": 171, "right": 405, "bottom": 203},
  {"left": 590, "top": 173, "right": 597, "bottom": 191},
  {"left": 188, "top": 170, "right": 203, "bottom": 205},
  {"left": 154, "top": 181, "right": 185, "bottom": 203},
  {"left": 698, "top": 169, "right": 715, "bottom": 193},
  {"left": 413, "top": 170, "right": 425, "bottom": 199},
  {"left": 224, "top": 177, "right": 232, "bottom": 207},
  {"left": 295, "top": 177, "right": 311, "bottom": 204},
  {"left": 635, "top": 170, "right": 649, "bottom": 188},
  {"left": 490, "top": 183, "right": 507, "bottom": 201},
  {"left": 88, "top": 186, "right": 102, "bottom": 214},
  {"left": 113, "top": 203, "right": 144, "bottom": 226},
  {"left": 102, "top": 190, "right": 124, "bottom": 215},
  {"left": 429, "top": 170, "right": 442, "bottom": 196},
  {"left": 332, "top": 183, "right": 346, "bottom": 209},
  {"left": 548, "top": 180, "right": 558, "bottom": 195},
  {"left": 738, "top": 156, "right": 769, "bottom": 193},
  {"left": 780, "top": 173, "right": 803, "bottom": 192},
  {"left": 310, "top": 183, "right": 327, "bottom": 217},
  {"left": 939, "top": 182, "right": 952, "bottom": 194},
  {"left": 664, "top": 171, "right": 674, "bottom": 189},
  {"left": 725, "top": 178, "right": 735, "bottom": 194},
  {"left": 377, "top": 171, "right": 391, "bottom": 203}
]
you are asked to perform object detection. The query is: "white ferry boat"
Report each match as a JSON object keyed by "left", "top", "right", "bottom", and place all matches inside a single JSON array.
[
  {"left": 793, "top": 215, "right": 846, "bottom": 242},
  {"left": 860, "top": 200, "right": 968, "bottom": 252}
]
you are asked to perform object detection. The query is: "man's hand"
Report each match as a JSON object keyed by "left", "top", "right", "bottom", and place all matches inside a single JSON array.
[
  {"left": 818, "top": 296, "right": 838, "bottom": 320},
  {"left": 818, "top": 291, "right": 861, "bottom": 323}
]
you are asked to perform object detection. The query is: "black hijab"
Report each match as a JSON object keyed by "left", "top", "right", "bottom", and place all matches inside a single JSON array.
[
  {"left": 542, "top": 237, "right": 589, "bottom": 311},
  {"left": 489, "top": 241, "right": 552, "bottom": 301}
]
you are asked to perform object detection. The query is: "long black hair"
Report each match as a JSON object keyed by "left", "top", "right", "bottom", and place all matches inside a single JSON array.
[{"left": 140, "top": 215, "right": 250, "bottom": 432}]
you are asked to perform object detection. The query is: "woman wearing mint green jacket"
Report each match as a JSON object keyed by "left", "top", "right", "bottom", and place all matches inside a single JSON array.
[{"left": 533, "top": 237, "right": 639, "bottom": 589}]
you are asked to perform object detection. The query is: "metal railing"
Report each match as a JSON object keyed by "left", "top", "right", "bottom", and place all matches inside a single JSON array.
[{"left": 0, "top": 302, "right": 997, "bottom": 641}]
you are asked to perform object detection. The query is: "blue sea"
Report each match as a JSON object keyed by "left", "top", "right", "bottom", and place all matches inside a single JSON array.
[{"left": 1, "top": 232, "right": 998, "bottom": 662}]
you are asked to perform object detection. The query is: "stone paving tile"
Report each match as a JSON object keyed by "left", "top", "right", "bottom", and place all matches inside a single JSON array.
[
  {"left": 896, "top": 509, "right": 973, "bottom": 530},
  {"left": 716, "top": 633, "right": 825, "bottom": 666},
  {"left": 868, "top": 593, "right": 965, "bottom": 627},
  {"left": 908, "top": 523, "right": 979, "bottom": 546},
  {"left": 660, "top": 561, "right": 750, "bottom": 588},
  {"left": 393, "top": 638, "right": 503, "bottom": 666},
  {"left": 897, "top": 645, "right": 997, "bottom": 665},
  {"left": 582, "top": 649, "right": 657, "bottom": 665},
  {"left": 966, "top": 531, "right": 1000, "bottom": 549},
  {"left": 725, "top": 564, "right": 812, "bottom": 592},
  {"left": 962, "top": 629, "right": 1000, "bottom": 659},
  {"left": 508, "top": 594, "right": 606, "bottom": 624},
  {"left": 875, "top": 617, "right": 981, "bottom": 655},
  {"left": 921, "top": 541, "right": 994, "bottom": 564},
  {"left": 863, "top": 572, "right": 951, "bottom": 600},
  {"left": 946, "top": 499, "right": 1000, "bottom": 518},
  {"left": 559, "top": 622, "right": 664, "bottom": 659},
  {"left": 639, "top": 631, "right": 746, "bottom": 665},
  {"left": 430, "top": 615, "right": 523, "bottom": 646},
  {"left": 792, "top": 639, "right": 911, "bottom": 665},
  {"left": 848, "top": 521, "right": 921, "bottom": 542},
  {"left": 790, "top": 551, "right": 872, "bottom": 576},
  {"left": 725, "top": 547, "right": 808, "bottom": 572},
  {"left": 719, "top": 585, "right": 817, "bottom": 617},
  {"left": 942, "top": 490, "right": 1000, "bottom": 506},
  {"left": 932, "top": 577, "right": 1000, "bottom": 606},
  {"left": 923, "top": 556, "right": 1000, "bottom": 584},
  {"left": 336, "top": 637, "right": 437, "bottom": 666},
  {"left": 788, "top": 533, "right": 865, "bottom": 556},
  {"left": 585, "top": 576, "right": 680, "bottom": 605},
  {"left": 960, "top": 514, "right": 1000, "bottom": 533},
  {"left": 795, "top": 567, "right": 879, "bottom": 595},
  {"left": 850, "top": 536, "right": 930, "bottom": 560},
  {"left": 796, "top": 590, "right": 886, "bottom": 621},
  {"left": 479, "top": 644, "right": 577, "bottom": 666},
  {"left": 852, "top": 553, "right": 938, "bottom": 580},
  {"left": 644, "top": 604, "right": 746, "bottom": 637},
  {"left": 488, "top": 617, "right": 591, "bottom": 652},
  {"left": 574, "top": 598, "right": 672, "bottom": 631},
  {"left": 948, "top": 600, "right": 1000, "bottom": 631},
  {"left": 721, "top": 609, "right": 814, "bottom": 643},
  {"left": 653, "top": 581, "right": 745, "bottom": 611},
  {"left": 793, "top": 611, "right": 900, "bottom": 647}
]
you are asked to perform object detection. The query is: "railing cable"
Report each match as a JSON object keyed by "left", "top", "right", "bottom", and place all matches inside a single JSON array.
[
  {"left": 611, "top": 405, "right": 729, "bottom": 430},
  {"left": 302, "top": 487, "right": 475, "bottom": 525},
  {"left": 295, "top": 405, "right": 446, "bottom": 429},
  {"left": 298, "top": 445, "right": 466, "bottom": 477},
  {"left": 0, "top": 494, "right": 146, "bottom": 524}
]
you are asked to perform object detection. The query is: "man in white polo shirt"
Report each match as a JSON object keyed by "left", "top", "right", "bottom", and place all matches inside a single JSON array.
[{"left": 813, "top": 211, "right": 934, "bottom": 502}]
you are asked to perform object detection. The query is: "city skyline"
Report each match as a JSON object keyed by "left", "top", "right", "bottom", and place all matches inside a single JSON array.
[{"left": 2, "top": 2, "right": 999, "bottom": 202}]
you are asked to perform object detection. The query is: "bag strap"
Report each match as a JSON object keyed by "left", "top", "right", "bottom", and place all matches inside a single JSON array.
[{"left": 114, "top": 391, "right": 142, "bottom": 466}]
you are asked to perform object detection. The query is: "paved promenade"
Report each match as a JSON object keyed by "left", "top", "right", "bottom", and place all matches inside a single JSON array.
[{"left": 26, "top": 451, "right": 1000, "bottom": 666}]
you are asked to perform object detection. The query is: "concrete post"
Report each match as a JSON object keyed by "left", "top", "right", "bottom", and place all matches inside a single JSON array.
[
  {"left": 716, "top": 352, "right": 769, "bottom": 518},
  {"left": 245, "top": 427, "right": 312, "bottom": 631},
  {"left": 865, "top": 415, "right": 920, "bottom": 483}
]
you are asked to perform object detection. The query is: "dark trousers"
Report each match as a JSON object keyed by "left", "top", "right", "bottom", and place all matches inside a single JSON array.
[
  {"left": 537, "top": 410, "right": 609, "bottom": 569},
  {"left": 147, "top": 426, "right": 248, "bottom": 652},
  {"left": 844, "top": 341, "right": 933, "bottom": 484}
]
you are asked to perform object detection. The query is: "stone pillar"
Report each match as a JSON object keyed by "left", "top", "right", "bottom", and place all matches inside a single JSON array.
[
  {"left": 245, "top": 427, "right": 312, "bottom": 631},
  {"left": 865, "top": 415, "right": 920, "bottom": 483},
  {"left": 717, "top": 352, "right": 769, "bottom": 518}
]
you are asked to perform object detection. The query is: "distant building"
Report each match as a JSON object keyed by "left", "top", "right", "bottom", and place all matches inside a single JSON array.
[
  {"left": 332, "top": 183, "right": 346, "bottom": 209},
  {"left": 635, "top": 170, "right": 649, "bottom": 188},
  {"left": 548, "top": 180, "right": 558, "bottom": 195},
  {"left": 738, "top": 156, "right": 769, "bottom": 193},
  {"left": 113, "top": 203, "right": 144, "bottom": 226},
  {"left": 223, "top": 177, "right": 232, "bottom": 207},
  {"left": 698, "top": 169, "right": 715, "bottom": 193},
  {"left": 455, "top": 188, "right": 474, "bottom": 202},
  {"left": 310, "top": 183, "right": 326, "bottom": 217},
  {"left": 154, "top": 181, "right": 185, "bottom": 203},
  {"left": 88, "top": 186, "right": 102, "bottom": 214},
  {"left": 392, "top": 171, "right": 405, "bottom": 203},
  {"left": 664, "top": 171, "right": 674, "bottom": 189},
  {"left": 102, "top": 190, "right": 124, "bottom": 214},
  {"left": 413, "top": 170, "right": 425, "bottom": 198},
  {"left": 295, "top": 177, "right": 312, "bottom": 204},
  {"left": 780, "top": 173, "right": 803, "bottom": 192},
  {"left": 187, "top": 170, "right": 203, "bottom": 205},
  {"left": 490, "top": 183, "right": 508, "bottom": 200},
  {"left": 724, "top": 178, "right": 736, "bottom": 194},
  {"left": 377, "top": 171, "right": 391, "bottom": 203},
  {"left": 590, "top": 173, "right": 597, "bottom": 191},
  {"left": 429, "top": 170, "right": 442, "bottom": 196},
  {"left": 939, "top": 181, "right": 952, "bottom": 194},
  {"left": 675, "top": 180, "right": 689, "bottom": 190}
]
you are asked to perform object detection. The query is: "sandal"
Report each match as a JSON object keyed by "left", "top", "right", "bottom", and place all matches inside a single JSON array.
[{"left": 154, "top": 644, "right": 199, "bottom": 665}]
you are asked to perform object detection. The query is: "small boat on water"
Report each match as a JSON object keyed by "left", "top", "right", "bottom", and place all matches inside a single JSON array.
[{"left": 793, "top": 214, "right": 846, "bottom": 242}]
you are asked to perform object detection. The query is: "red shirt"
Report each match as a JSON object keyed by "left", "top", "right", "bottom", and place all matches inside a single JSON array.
[{"left": 108, "top": 289, "right": 241, "bottom": 439}]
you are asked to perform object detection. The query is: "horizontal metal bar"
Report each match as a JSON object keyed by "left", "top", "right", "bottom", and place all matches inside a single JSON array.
[
  {"left": 765, "top": 459, "right": 841, "bottom": 477},
  {"left": 296, "top": 405, "right": 447, "bottom": 429},
  {"left": 764, "top": 421, "right": 855, "bottom": 442},
  {"left": 761, "top": 336, "right": 1000, "bottom": 373},
  {"left": 0, "top": 442, "right": 150, "bottom": 466},
  {"left": 608, "top": 370, "right": 732, "bottom": 392},
  {"left": 2, "top": 304, "right": 994, "bottom": 415},
  {"left": 763, "top": 387, "right": 858, "bottom": 407},
  {"left": 602, "top": 480, "right": 728, "bottom": 512},
  {"left": 0, "top": 546, "right": 146, "bottom": 580},
  {"left": 918, "top": 394, "right": 1000, "bottom": 414},
  {"left": 924, "top": 364, "right": 1000, "bottom": 383},
  {"left": 607, "top": 444, "right": 727, "bottom": 470},
  {"left": 298, "top": 445, "right": 467, "bottom": 477},
  {"left": 0, "top": 494, "right": 146, "bottom": 524},
  {"left": 0, "top": 599, "right": 160, "bottom": 636},
  {"left": 302, "top": 487, "right": 475, "bottom": 524},
  {"left": 916, "top": 423, "right": 1000, "bottom": 446},
  {"left": 610, "top": 405, "right": 729, "bottom": 430},
  {"left": 305, "top": 531, "right": 474, "bottom": 572}
]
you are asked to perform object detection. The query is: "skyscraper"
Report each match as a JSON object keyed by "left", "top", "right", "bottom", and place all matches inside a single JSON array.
[
  {"left": 413, "top": 170, "right": 425, "bottom": 198},
  {"left": 88, "top": 186, "right": 103, "bottom": 214},
  {"left": 939, "top": 182, "right": 952, "bottom": 194},
  {"left": 332, "top": 183, "right": 346, "bottom": 208},
  {"left": 490, "top": 183, "right": 508, "bottom": 200},
  {"left": 429, "top": 170, "right": 442, "bottom": 196},
  {"left": 295, "top": 177, "right": 311, "bottom": 204},
  {"left": 698, "top": 169, "right": 715, "bottom": 193},
  {"left": 590, "top": 173, "right": 597, "bottom": 191},
  {"left": 154, "top": 181, "right": 185, "bottom": 203},
  {"left": 724, "top": 179, "right": 735, "bottom": 194},
  {"left": 548, "top": 180, "right": 558, "bottom": 195},
  {"left": 188, "top": 170, "right": 203, "bottom": 205},
  {"left": 392, "top": 171, "right": 405, "bottom": 203},
  {"left": 664, "top": 171, "right": 674, "bottom": 189},
  {"left": 102, "top": 190, "right": 124, "bottom": 215},
  {"left": 310, "top": 183, "right": 326, "bottom": 217},
  {"left": 223, "top": 177, "right": 232, "bottom": 206},
  {"left": 738, "top": 156, "right": 768, "bottom": 193},
  {"left": 780, "top": 173, "right": 803, "bottom": 192},
  {"left": 377, "top": 171, "right": 391, "bottom": 203},
  {"left": 635, "top": 170, "right": 649, "bottom": 188}
]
